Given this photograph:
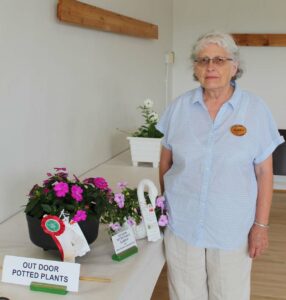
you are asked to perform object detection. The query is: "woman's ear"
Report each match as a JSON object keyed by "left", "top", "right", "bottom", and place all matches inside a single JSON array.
[{"left": 231, "top": 62, "right": 239, "bottom": 77}]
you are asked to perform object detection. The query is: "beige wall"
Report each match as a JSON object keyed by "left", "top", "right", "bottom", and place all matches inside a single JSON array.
[
  {"left": 172, "top": 0, "right": 286, "bottom": 128},
  {"left": 0, "top": 0, "right": 173, "bottom": 222}
]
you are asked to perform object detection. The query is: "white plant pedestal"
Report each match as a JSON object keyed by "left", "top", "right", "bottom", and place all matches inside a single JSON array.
[{"left": 127, "top": 137, "right": 162, "bottom": 168}]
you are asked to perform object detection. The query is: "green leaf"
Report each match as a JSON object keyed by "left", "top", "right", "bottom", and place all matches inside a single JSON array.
[
  {"left": 24, "top": 198, "right": 40, "bottom": 214},
  {"left": 41, "top": 204, "right": 52, "bottom": 213},
  {"left": 64, "top": 204, "right": 76, "bottom": 211}
]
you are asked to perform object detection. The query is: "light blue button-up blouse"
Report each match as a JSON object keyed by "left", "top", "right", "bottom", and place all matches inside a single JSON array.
[{"left": 156, "top": 84, "right": 284, "bottom": 250}]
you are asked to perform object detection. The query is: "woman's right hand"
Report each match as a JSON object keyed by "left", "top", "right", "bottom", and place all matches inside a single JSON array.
[{"left": 248, "top": 224, "right": 269, "bottom": 258}]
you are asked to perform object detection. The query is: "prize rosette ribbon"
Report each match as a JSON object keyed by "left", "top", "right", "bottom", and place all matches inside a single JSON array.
[{"left": 41, "top": 215, "right": 65, "bottom": 260}]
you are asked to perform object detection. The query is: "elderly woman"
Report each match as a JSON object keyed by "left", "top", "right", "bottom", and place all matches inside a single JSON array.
[{"left": 156, "top": 31, "right": 284, "bottom": 300}]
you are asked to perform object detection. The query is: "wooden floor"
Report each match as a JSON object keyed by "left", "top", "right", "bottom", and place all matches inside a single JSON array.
[{"left": 151, "top": 191, "right": 286, "bottom": 300}]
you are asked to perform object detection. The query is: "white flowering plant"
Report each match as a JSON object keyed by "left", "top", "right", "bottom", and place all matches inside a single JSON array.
[
  {"left": 101, "top": 181, "right": 168, "bottom": 234},
  {"left": 132, "top": 99, "right": 163, "bottom": 138}
]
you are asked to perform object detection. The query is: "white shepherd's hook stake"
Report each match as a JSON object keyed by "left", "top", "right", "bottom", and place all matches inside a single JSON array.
[{"left": 137, "top": 179, "right": 161, "bottom": 242}]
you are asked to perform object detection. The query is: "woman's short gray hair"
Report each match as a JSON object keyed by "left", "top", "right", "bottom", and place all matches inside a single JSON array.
[{"left": 191, "top": 31, "right": 243, "bottom": 80}]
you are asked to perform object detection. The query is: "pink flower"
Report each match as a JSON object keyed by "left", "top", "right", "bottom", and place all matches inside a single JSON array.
[
  {"left": 127, "top": 217, "right": 135, "bottom": 226},
  {"left": 109, "top": 222, "right": 121, "bottom": 232},
  {"left": 83, "top": 177, "right": 93, "bottom": 184},
  {"left": 72, "top": 210, "right": 87, "bottom": 222},
  {"left": 106, "top": 188, "right": 114, "bottom": 203},
  {"left": 71, "top": 185, "right": 83, "bottom": 202},
  {"left": 156, "top": 196, "right": 165, "bottom": 209},
  {"left": 43, "top": 188, "right": 49, "bottom": 195},
  {"left": 116, "top": 181, "right": 128, "bottom": 190},
  {"left": 53, "top": 182, "right": 69, "bottom": 197},
  {"left": 54, "top": 167, "right": 67, "bottom": 172},
  {"left": 43, "top": 179, "right": 50, "bottom": 185},
  {"left": 114, "top": 193, "right": 125, "bottom": 208},
  {"left": 94, "top": 177, "right": 108, "bottom": 190},
  {"left": 158, "top": 215, "right": 168, "bottom": 227}
]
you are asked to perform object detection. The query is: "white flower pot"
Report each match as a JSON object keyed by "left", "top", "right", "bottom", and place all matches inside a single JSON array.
[{"left": 127, "top": 137, "right": 162, "bottom": 168}]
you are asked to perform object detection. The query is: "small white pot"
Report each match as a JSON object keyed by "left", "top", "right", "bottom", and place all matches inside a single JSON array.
[{"left": 127, "top": 137, "right": 162, "bottom": 168}]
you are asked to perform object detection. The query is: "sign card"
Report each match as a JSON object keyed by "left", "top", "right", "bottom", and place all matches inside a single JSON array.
[
  {"left": 111, "top": 227, "right": 137, "bottom": 255},
  {"left": 140, "top": 203, "right": 161, "bottom": 242},
  {"left": 1, "top": 255, "right": 80, "bottom": 292}
]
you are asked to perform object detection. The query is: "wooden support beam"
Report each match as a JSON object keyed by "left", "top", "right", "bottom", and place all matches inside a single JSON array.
[
  {"left": 57, "top": 0, "right": 158, "bottom": 39},
  {"left": 232, "top": 34, "right": 286, "bottom": 46}
]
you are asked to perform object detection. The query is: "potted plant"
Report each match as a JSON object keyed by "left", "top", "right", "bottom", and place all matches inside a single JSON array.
[
  {"left": 127, "top": 99, "right": 163, "bottom": 168},
  {"left": 25, "top": 167, "right": 111, "bottom": 250},
  {"left": 101, "top": 181, "right": 168, "bottom": 239}
]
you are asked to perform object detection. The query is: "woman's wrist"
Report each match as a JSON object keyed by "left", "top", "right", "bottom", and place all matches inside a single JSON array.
[{"left": 254, "top": 221, "right": 269, "bottom": 229}]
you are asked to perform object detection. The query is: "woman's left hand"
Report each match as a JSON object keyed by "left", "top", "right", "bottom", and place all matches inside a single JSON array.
[{"left": 248, "top": 224, "right": 269, "bottom": 259}]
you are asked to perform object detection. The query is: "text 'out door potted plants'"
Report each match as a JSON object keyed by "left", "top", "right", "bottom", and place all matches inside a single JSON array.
[{"left": 127, "top": 99, "right": 163, "bottom": 168}]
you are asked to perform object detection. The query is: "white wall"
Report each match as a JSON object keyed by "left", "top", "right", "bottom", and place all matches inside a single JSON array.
[
  {"left": 0, "top": 0, "right": 173, "bottom": 222},
  {"left": 172, "top": 0, "right": 286, "bottom": 128},
  {"left": 4, "top": 0, "right": 285, "bottom": 223}
]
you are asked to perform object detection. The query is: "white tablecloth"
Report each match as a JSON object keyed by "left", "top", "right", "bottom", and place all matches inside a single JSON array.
[
  {"left": 0, "top": 212, "right": 165, "bottom": 300},
  {"left": 274, "top": 175, "right": 286, "bottom": 191}
]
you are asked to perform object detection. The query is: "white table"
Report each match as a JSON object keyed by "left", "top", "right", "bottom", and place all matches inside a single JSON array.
[
  {"left": 0, "top": 212, "right": 165, "bottom": 300},
  {"left": 274, "top": 175, "right": 286, "bottom": 191}
]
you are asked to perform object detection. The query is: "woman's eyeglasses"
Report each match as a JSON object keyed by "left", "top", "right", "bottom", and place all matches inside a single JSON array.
[{"left": 194, "top": 56, "right": 233, "bottom": 66}]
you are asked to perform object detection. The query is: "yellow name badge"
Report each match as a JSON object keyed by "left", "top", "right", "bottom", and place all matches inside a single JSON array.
[{"left": 230, "top": 124, "right": 247, "bottom": 136}]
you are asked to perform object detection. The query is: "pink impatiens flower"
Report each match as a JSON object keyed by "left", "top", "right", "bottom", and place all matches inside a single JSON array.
[
  {"left": 94, "top": 177, "right": 108, "bottom": 190},
  {"left": 158, "top": 215, "right": 168, "bottom": 227},
  {"left": 43, "top": 179, "right": 50, "bottom": 185},
  {"left": 83, "top": 177, "right": 93, "bottom": 184},
  {"left": 114, "top": 193, "right": 125, "bottom": 208},
  {"left": 109, "top": 222, "right": 121, "bottom": 232},
  {"left": 71, "top": 185, "right": 83, "bottom": 202},
  {"left": 116, "top": 181, "right": 128, "bottom": 190},
  {"left": 53, "top": 182, "right": 69, "bottom": 197},
  {"left": 43, "top": 188, "right": 49, "bottom": 195},
  {"left": 72, "top": 210, "right": 87, "bottom": 222},
  {"left": 127, "top": 217, "right": 135, "bottom": 226},
  {"left": 156, "top": 196, "right": 165, "bottom": 209},
  {"left": 54, "top": 167, "right": 67, "bottom": 172}
]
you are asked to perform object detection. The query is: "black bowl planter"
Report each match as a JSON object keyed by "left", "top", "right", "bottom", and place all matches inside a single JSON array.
[{"left": 26, "top": 215, "right": 100, "bottom": 251}]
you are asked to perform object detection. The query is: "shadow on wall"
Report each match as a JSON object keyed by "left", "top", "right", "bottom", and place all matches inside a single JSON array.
[{"left": 273, "top": 129, "right": 286, "bottom": 175}]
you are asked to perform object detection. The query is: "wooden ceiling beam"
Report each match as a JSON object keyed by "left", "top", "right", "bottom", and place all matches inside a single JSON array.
[
  {"left": 57, "top": 0, "right": 158, "bottom": 39},
  {"left": 232, "top": 34, "right": 286, "bottom": 46}
]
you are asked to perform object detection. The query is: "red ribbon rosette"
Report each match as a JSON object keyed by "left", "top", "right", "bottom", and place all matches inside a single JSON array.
[{"left": 41, "top": 215, "right": 65, "bottom": 260}]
